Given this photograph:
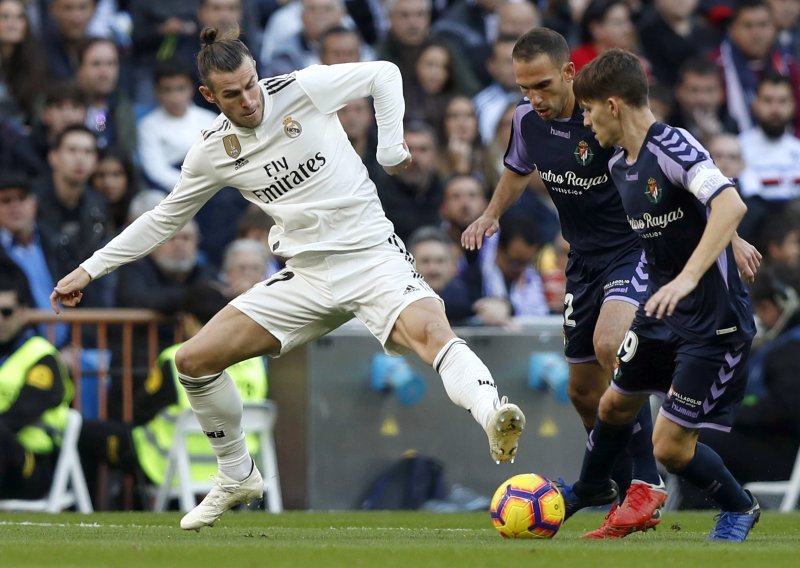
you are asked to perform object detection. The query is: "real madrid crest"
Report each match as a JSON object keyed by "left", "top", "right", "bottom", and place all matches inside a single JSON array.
[
  {"left": 283, "top": 116, "right": 302, "bottom": 138},
  {"left": 645, "top": 177, "right": 662, "bottom": 204},
  {"left": 574, "top": 140, "right": 594, "bottom": 166},
  {"left": 222, "top": 134, "right": 241, "bottom": 159}
]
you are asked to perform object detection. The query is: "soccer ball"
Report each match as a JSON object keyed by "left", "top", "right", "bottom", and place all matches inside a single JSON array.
[{"left": 490, "top": 473, "right": 565, "bottom": 539}]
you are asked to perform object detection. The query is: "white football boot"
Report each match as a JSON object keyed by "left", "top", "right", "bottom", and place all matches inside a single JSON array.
[
  {"left": 486, "top": 396, "right": 526, "bottom": 464},
  {"left": 180, "top": 464, "right": 264, "bottom": 530}
]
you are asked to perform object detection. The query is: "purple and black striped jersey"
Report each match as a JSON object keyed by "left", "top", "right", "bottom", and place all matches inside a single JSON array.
[
  {"left": 504, "top": 101, "right": 640, "bottom": 255},
  {"left": 608, "top": 122, "right": 755, "bottom": 343}
]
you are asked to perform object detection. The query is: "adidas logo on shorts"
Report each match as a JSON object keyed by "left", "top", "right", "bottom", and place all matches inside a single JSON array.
[{"left": 403, "top": 285, "right": 418, "bottom": 295}]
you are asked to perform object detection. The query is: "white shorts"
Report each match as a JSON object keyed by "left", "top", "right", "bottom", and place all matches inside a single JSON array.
[{"left": 229, "top": 234, "right": 442, "bottom": 356}]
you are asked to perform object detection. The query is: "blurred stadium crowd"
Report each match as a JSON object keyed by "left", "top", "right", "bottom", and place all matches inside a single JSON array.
[{"left": 0, "top": 0, "right": 799, "bottom": 507}]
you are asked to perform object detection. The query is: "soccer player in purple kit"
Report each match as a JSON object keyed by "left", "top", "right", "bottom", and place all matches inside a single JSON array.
[
  {"left": 560, "top": 48, "right": 761, "bottom": 542},
  {"left": 462, "top": 28, "right": 761, "bottom": 539}
]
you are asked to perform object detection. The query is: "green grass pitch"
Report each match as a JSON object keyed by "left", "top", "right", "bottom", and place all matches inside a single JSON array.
[{"left": 1, "top": 511, "right": 798, "bottom": 568}]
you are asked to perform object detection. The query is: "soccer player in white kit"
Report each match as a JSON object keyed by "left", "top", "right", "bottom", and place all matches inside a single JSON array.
[{"left": 49, "top": 25, "right": 526, "bottom": 530}]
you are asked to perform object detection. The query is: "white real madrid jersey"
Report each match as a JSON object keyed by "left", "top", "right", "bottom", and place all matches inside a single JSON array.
[{"left": 81, "top": 62, "right": 409, "bottom": 279}]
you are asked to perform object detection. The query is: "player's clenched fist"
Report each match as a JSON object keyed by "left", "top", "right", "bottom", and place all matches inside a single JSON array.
[
  {"left": 462, "top": 214, "right": 500, "bottom": 251},
  {"left": 50, "top": 267, "right": 92, "bottom": 314}
]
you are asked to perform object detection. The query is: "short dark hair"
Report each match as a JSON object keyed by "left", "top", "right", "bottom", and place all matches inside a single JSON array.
[
  {"left": 512, "top": 27, "right": 570, "bottom": 66},
  {"left": 0, "top": 172, "right": 31, "bottom": 195},
  {"left": 579, "top": 0, "right": 629, "bottom": 44},
  {"left": 499, "top": 211, "right": 540, "bottom": 249},
  {"left": 320, "top": 25, "right": 360, "bottom": 48},
  {"left": 755, "top": 212, "right": 799, "bottom": 256},
  {"left": 52, "top": 124, "right": 97, "bottom": 151},
  {"left": 573, "top": 48, "right": 648, "bottom": 108},
  {"left": 44, "top": 81, "right": 87, "bottom": 108},
  {"left": 756, "top": 72, "right": 794, "bottom": 96},
  {"left": 154, "top": 57, "right": 194, "bottom": 85},
  {"left": 77, "top": 37, "right": 118, "bottom": 67},
  {"left": 197, "top": 24, "right": 254, "bottom": 89},
  {"left": 181, "top": 282, "right": 228, "bottom": 325},
  {"left": 730, "top": 0, "right": 771, "bottom": 26},
  {"left": 677, "top": 57, "right": 721, "bottom": 83}
]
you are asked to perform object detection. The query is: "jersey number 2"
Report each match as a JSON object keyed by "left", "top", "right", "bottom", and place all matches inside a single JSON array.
[{"left": 564, "top": 293, "right": 577, "bottom": 328}]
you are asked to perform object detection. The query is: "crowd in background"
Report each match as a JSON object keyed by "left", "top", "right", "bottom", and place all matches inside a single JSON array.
[{"left": 1, "top": 0, "right": 800, "bottom": 503}]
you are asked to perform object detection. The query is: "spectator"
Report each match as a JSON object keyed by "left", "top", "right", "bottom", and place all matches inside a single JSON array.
[
  {"left": 637, "top": 0, "right": 718, "bottom": 87},
  {"left": 137, "top": 58, "right": 216, "bottom": 192},
  {"left": 76, "top": 37, "right": 136, "bottom": 158},
  {"left": 128, "top": 0, "right": 199, "bottom": 106},
  {"left": 29, "top": 83, "right": 88, "bottom": 166},
  {"left": 432, "top": 0, "right": 503, "bottom": 87},
  {"left": 738, "top": 73, "right": 800, "bottom": 203},
  {"left": 438, "top": 173, "right": 489, "bottom": 306},
  {"left": 755, "top": 212, "right": 800, "bottom": 269},
  {"left": 570, "top": 0, "right": 641, "bottom": 72},
  {"left": 0, "top": 273, "right": 73, "bottom": 502},
  {"left": 220, "top": 238, "right": 273, "bottom": 297},
  {"left": 712, "top": 0, "right": 800, "bottom": 133},
  {"left": 374, "top": 120, "right": 443, "bottom": 242},
  {"left": 682, "top": 267, "right": 800, "bottom": 506},
  {"left": 408, "top": 226, "right": 474, "bottom": 323},
  {"left": 319, "top": 25, "right": 363, "bottom": 65},
  {"left": 485, "top": 99, "right": 519, "bottom": 187},
  {"left": 41, "top": 0, "right": 98, "bottom": 81},
  {"left": 473, "top": 34, "right": 521, "bottom": 143},
  {"left": 403, "top": 39, "right": 463, "bottom": 126},
  {"left": 480, "top": 211, "right": 549, "bottom": 318},
  {"left": 78, "top": 282, "right": 267, "bottom": 509},
  {"left": 438, "top": 95, "right": 493, "bottom": 180},
  {"left": 0, "top": 0, "right": 47, "bottom": 126},
  {"left": 708, "top": 132, "right": 746, "bottom": 179},
  {"left": 0, "top": 174, "right": 71, "bottom": 344},
  {"left": 669, "top": 57, "right": 739, "bottom": 145},
  {"left": 496, "top": 0, "right": 540, "bottom": 40},
  {"left": 0, "top": 119, "right": 46, "bottom": 179},
  {"left": 32, "top": 125, "right": 107, "bottom": 271},
  {"left": 765, "top": 0, "right": 800, "bottom": 59},
  {"left": 90, "top": 146, "right": 139, "bottom": 236},
  {"left": 264, "top": 0, "right": 348, "bottom": 76},
  {"left": 337, "top": 96, "right": 377, "bottom": 164},
  {"left": 376, "top": 0, "right": 432, "bottom": 80}
]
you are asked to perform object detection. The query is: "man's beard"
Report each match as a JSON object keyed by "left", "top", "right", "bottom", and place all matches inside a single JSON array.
[{"left": 759, "top": 118, "right": 790, "bottom": 140}]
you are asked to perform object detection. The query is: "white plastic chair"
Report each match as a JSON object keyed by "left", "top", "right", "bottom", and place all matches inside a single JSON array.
[
  {"left": 153, "top": 401, "right": 283, "bottom": 513},
  {"left": 0, "top": 408, "right": 93, "bottom": 513},
  {"left": 744, "top": 445, "right": 800, "bottom": 512}
]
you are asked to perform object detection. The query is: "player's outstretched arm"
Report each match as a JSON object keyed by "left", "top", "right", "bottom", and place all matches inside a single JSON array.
[
  {"left": 731, "top": 233, "right": 762, "bottom": 284},
  {"left": 645, "top": 187, "right": 747, "bottom": 319},
  {"left": 462, "top": 169, "right": 532, "bottom": 250},
  {"left": 50, "top": 267, "right": 92, "bottom": 314}
]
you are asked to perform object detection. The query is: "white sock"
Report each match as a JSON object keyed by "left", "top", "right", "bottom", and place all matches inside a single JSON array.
[
  {"left": 433, "top": 338, "right": 500, "bottom": 431},
  {"left": 178, "top": 370, "right": 253, "bottom": 481}
]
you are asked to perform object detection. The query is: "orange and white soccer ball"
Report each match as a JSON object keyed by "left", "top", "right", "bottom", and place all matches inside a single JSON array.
[{"left": 490, "top": 473, "right": 565, "bottom": 539}]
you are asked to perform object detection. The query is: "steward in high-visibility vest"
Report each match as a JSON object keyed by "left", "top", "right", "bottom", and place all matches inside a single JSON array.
[
  {"left": 0, "top": 290, "right": 73, "bottom": 500},
  {"left": 132, "top": 345, "right": 267, "bottom": 485}
]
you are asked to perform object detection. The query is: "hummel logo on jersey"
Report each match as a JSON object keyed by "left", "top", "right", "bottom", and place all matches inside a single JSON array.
[
  {"left": 403, "top": 285, "right": 418, "bottom": 295},
  {"left": 477, "top": 379, "right": 496, "bottom": 388},
  {"left": 234, "top": 158, "right": 249, "bottom": 170},
  {"left": 204, "top": 430, "right": 226, "bottom": 438}
]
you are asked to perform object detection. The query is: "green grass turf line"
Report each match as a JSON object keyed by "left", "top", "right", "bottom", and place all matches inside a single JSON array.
[{"left": 1, "top": 511, "right": 798, "bottom": 568}]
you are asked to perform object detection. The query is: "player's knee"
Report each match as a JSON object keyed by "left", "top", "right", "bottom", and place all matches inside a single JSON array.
[
  {"left": 592, "top": 336, "right": 620, "bottom": 374},
  {"left": 597, "top": 391, "right": 635, "bottom": 425},
  {"left": 653, "top": 438, "right": 692, "bottom": 472},
  {"left": 567, "top": 382, "right": 601, "bottom": 423},
  {"left": 174, "top": 343, "right": 216, "bottom": 378}
]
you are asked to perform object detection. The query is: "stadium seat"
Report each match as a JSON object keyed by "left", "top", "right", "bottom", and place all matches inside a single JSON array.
[
  {"left": 153, "top": 401, "right": 283, "bottom": 513},
  {"left": 744, "top": 445, "right": 800, "bottom": 512},
  {"left": 0, "top": 409, "right": 93, "bottom": 513}
]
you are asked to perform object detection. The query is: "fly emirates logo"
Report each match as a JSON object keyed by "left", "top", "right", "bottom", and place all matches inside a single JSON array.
[
  {"left": 627, "top": 207, "right": 685, "bottom": 231},
  {"left": 252, "top": 152, "right": 328, "bottom": 204}
]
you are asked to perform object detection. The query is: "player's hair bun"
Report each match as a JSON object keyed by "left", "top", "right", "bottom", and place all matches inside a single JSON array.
[{"left": 200, "top": 27, "right": 219, "bottom": 47}]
